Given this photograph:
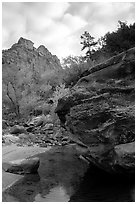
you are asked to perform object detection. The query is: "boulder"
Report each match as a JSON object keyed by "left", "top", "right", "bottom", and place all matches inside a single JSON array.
[
  {"left": 112, "top": 142, "right": 135, "bottom": 173},
  {"left": 10, "top": 125, "right": 27, "bottom": 135},
  {"left": 56, "top": 48, "right": 135, "bottom": 174},
  {"left": 27, "top": 116, "right": 44, "bottom": 127},
  {"left": 3, "top": 157, "right": 40, "bottom": 174},
  {"left": 27, "top": 114, "right": 53, "bottom": 127}
]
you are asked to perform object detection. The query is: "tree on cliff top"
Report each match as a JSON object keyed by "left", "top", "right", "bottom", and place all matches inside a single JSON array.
[
  {"left": 80, "top": 31, "right": 98, "bottom": 60},
  {"left": 101, "top": 21, "right": 135, "bottom": 54}
]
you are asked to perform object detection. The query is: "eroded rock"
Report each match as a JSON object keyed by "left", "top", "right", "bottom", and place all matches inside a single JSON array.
[{"left": 56, "top": 48, "right": 135, "bottom": 174}]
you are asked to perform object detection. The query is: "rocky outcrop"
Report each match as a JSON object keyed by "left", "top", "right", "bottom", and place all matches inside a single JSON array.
[
  {"left": 3, "top": 157, "right": 40, "bottom": 175},
  {"left": 2, "top": 37, "right": 62, "bottom": 71},
  {"left": 2, "top": 37, "right": 62, "bottom": 117},
  {"left": 56, "top": 48, "right": 135, "bottom": 174}
]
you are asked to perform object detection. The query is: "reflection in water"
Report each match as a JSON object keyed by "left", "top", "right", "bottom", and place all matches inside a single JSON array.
[
  {"left": 2, "top": 145, "right": 88, "bottom": 202},
  {"left": 70, "top": 164, "right": 135, "bottom": 202},
  {"left": 2, "top": 145, "right": 135, "bottom": 202},
  {"left": 35, "top": 186, "right": 69, "bottom": 202}
]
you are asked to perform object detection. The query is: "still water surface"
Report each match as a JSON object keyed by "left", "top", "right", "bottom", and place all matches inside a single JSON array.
[{"left": 2, "top": 145, "right": 135, "bottom": 202}]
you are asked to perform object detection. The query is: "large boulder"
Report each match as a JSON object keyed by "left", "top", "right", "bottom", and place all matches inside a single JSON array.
[
  {"left": 56, "top": 48, "right": 135, "bottom": 174},
  {"left": 10, "top": 125, "right": 27, "bottom": 135},
  {"left": 3, "top": 157, "right": 40, "bottom": 174}
]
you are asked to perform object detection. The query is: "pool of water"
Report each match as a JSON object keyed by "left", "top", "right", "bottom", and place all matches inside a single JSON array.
[
  {"left": 2, "top": 145, "right": 135, "bottom": 202},
  {"left": 35, "top": 186, "right": 70, "bottom": 202}
]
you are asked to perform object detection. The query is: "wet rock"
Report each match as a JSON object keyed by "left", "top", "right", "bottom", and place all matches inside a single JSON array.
[
  {"left": 3, "top": 157, "right": 40, "bottom": 174},
  {"left": 56, "top": 48, "right": 135, "bottom": 174},
  {"left": 10, "top": 125, "right": 27, "bottom": 135}
]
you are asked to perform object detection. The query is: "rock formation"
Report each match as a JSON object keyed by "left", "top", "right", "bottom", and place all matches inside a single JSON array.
[
  {"left": 3, "top": 157, "right": 40, "bottom": 174},
  {"left": 2, "top": 37, "right": 62, "bottom": 73},
  {"left": 56, "top": 47, "right": 135, "bottom": 174},
  {"left": 2, "top": 37, "right": 63, "bottom": 117}
]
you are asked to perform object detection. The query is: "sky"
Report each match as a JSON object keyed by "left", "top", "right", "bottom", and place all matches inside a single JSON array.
[{"left": 2, "top": 2, "right": 135, "bottom": 59}]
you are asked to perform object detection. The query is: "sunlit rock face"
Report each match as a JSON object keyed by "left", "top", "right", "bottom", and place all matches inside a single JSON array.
[
  {"left": 17, "top": 37, "right": 34, "bottom": 50},
  {"left": 56, "top": 47, "right": 135, "bottom": 174},
  {"left": 2, "top": 37, "right": 62, "bottom": 74}
]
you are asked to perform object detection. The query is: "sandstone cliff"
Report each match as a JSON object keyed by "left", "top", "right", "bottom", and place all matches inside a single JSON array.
[{"left": 56, "top": 47, "right": 135, "bottom": 174}]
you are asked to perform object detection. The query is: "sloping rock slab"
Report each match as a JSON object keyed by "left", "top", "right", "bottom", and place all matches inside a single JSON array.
[{"left": 3, "top": 157, "right": 40, "bottom": 175}]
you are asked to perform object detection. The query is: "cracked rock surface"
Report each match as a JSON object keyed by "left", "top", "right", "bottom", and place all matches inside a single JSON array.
[{"left": 56, "top": 48, "right": 135, "bottom": 174}]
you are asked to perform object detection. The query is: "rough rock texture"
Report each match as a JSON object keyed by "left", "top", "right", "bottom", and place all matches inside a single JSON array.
[
  {"left": 56, "top": 48, "right": 135, "bottom": 174},
  {"left": 112, "top": 142, "right": 135, "bottom": 173},
  {"left": 3, "top": 134, "right": 20, "bottom": 144},
  {"left": 2, "top": 37, "right": 62, "bottom": 72},
  {"left": 3, "top": 157, "right": 40, "bottom": 174}
]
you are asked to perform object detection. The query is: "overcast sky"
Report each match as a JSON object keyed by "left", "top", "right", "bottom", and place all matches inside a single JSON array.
[{"left": 2, "top": 2, "right": 135, "bottom": 59}]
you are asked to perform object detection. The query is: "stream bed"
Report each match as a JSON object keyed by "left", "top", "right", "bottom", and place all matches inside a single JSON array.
[{"left": 2, "top": 145, "right": 135, "bottom": 202}]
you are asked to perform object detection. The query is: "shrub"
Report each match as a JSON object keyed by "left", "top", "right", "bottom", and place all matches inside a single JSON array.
[
  {"left": 51, "top": 84, "right": 70, "bottom": 107},
  {"left": 61, "top": 56, "right": 91, "bottom": 87},
  {"left": 50, "top": 84, "right": 70, "bottom": 120},
  {"left": 102, "top": 21, "right": 135, "bottom": 54}
]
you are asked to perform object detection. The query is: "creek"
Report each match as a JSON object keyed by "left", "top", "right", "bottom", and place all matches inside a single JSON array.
[{"left": 2, "top": 145, "right": 135, "bottom": 202}]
